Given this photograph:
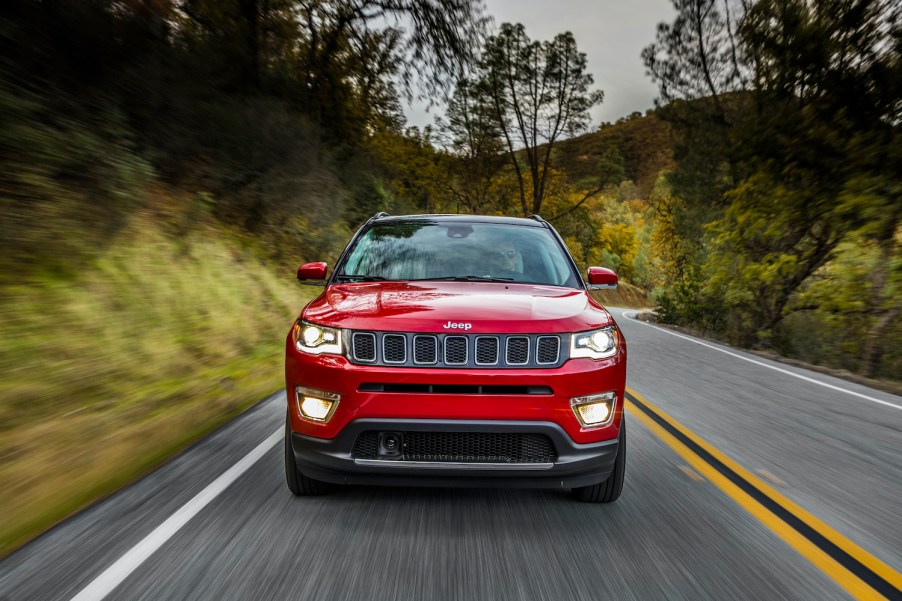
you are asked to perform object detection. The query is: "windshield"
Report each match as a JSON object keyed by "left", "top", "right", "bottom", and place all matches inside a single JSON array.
[{"left": 336, "top": 221, "right": 581, "bottom": 288}]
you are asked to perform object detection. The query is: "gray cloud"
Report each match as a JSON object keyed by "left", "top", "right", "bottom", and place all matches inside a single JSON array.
[{"left": 404, "top": 0, "right": 676, "bottom": 130}]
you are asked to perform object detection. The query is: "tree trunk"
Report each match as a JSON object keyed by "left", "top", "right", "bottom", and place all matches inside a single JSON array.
[
  {"left": 761, "top": 232, "right": 839, "bottom": 341},
  {"left": 859, "top": 306, "right": 900, "bottom": 378},
  {"left": 859, "top": 219, "right": 900, "bottom": 377},
  {"left": 239, "top": 0, "right": 260, "bottom": 90}
]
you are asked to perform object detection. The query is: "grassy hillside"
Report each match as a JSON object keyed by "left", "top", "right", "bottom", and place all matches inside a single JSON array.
[
  {"left": 555, "top": 113, "right": 673, "bottom": 196},
  {"left": 0, "top": 207, "right": 313, "bottom": 556},
  {"left": 590, "top": 282, "right": 653, "bottom": 310}
]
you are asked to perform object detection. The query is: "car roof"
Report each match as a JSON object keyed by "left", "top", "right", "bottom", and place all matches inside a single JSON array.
[{"left": 370, "top": 214, "right": 546, "bottom": 228}]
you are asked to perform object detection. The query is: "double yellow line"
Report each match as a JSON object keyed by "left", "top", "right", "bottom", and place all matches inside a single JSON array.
[{"left": 624, "top": 387, "right": 902, "bottom": 601}]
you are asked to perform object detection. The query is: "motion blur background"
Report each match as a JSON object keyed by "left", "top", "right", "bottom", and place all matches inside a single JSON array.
[{"left": 1, "top": 0, "right": 899, "bottom": 555}]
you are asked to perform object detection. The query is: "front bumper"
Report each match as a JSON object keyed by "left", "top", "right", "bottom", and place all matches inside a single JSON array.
[
  {"left": 285, "top": 339, "right": 627, "bottom": 445},
  {"left": 289, "top": 418, "right": 620, "bottom": 489}
]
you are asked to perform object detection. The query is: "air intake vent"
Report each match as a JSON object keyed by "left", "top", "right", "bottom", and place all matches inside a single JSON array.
[
  {"left": 352, "top": 332, "right": 376, "bottom": 362},
  {"left": 352, "top": 431, "right": 556, "bottom": 463},
  {"left": 536, "top": 336, "right": 560, "bottom": 364},
  {"left": 506, "top": 337, "right": 529, "bottom": 365},
  {"left": 413, "top": 335, "right": 438, "bottom": 364},
  {"left": 444, "top": 336, "right": 467, "bottom": 365},
  {"left": 358, "top": 383, "right": 553, "bottom": 395},
  {"left": 383, "top": 334, "right": 406, "bottom": 363},
  {"left": 475, "top": 337, "right": 499, "bottom": 365}
]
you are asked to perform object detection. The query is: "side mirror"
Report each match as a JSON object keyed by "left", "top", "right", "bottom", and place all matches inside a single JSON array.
[
  {"left": 587, "top": 267, "right": 618, "bottom": 290},
  {"left": 297, "top": 262, "right": 328, "bottom": 284}
]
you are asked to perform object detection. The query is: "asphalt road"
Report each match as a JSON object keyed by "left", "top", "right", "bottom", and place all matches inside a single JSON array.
[{"left": 2, "top": 307, "right": 901, "bottom": 601}]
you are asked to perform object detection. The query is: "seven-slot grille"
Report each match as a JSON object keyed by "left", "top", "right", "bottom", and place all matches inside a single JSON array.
[
  {"left": 349, "top": 331, "right": 566, "bottom": 368},
  {"left": 352, "top": 431, "right": 557, "bottom": 463}
]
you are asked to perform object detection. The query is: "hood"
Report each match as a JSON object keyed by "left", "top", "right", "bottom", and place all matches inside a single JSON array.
[{"left": 302, "top": 281, "right": 613, "bottom": 333}]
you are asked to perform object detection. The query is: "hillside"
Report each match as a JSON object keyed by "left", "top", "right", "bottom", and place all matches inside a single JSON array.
[
  {"left": 555, "top": 112, "right": 673, "bottom": 195},
  {"left": 0, "top": 202, "right": 314, "bottom": 555}
]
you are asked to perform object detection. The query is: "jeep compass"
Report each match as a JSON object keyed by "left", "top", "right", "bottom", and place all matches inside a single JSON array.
[{"left": 285, "top": 213, "right": 626, "bottom": 502}]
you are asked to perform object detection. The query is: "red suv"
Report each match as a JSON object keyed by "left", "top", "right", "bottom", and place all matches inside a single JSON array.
[{"left": 284, "top": 214, "right": 626, "bottom": 502}]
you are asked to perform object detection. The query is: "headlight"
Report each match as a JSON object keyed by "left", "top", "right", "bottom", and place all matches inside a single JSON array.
[
  {"left": 570, "top": 326, "right": 620, "bottom": 359},
  {"left": 292, "top": 321, "right": 343, "bottom": 355}
]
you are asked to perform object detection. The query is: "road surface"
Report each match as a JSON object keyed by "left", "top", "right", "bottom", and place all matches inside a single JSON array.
[{"left": 2, "top": 307, "right": 900, "bottom": 600}]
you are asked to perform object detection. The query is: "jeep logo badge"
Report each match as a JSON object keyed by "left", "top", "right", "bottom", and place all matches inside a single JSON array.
[{"left": 443, "top": 321, "right": 472, "bottom": 330}]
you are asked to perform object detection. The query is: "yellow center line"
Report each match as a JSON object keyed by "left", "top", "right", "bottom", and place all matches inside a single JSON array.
[{"left": 625, "top": 386, "right": 902, "bottom": 601}]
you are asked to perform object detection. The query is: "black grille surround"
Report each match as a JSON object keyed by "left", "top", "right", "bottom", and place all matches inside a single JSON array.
[
  {"left": 347, "top": 331, "right": 568, "bottom": 369},
  {"left": 352, "top": 431, "right": 557, "bottom": 463}
]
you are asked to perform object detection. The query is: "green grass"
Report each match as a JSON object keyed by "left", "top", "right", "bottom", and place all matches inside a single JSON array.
[
  {"left": 555, "top": 113, "right": 673, "bottom": 195},
  {"left": 0, "top": 215, "right": 314, "bottom": 556},
  {"left": 590, "top": 282, "right": 653, "bottom": 310}
]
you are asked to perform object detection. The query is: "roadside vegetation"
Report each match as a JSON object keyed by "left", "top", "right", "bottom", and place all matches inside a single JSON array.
[
  {"left": 0, "top": 202, "right": 312, "bottom": 554},
  {"left": 0, "top": 0, "right": 898, "bottom": 555}
]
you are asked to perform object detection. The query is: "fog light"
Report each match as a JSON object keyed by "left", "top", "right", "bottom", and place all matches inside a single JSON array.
[
  {"left": 576, "top": 402, "right": 610, "bottom": 424},
  {"left": 571, "top": 391, "right": 616, "bottom": 427},
  {"left": 296, "top": 386, "right": 340, "bottom": 423}
]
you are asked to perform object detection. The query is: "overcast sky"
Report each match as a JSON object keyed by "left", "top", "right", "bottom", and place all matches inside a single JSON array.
[{"left": 404, "top": 0, "right": 677, "bottom": 130}]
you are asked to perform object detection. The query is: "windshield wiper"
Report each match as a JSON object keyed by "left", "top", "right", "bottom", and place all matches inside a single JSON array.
[
  {"left": 334, "top": 274, "right": 390, "bottom": 282},
  {"left": 409, "top": 275, "right": 516, "bottom": 283}
]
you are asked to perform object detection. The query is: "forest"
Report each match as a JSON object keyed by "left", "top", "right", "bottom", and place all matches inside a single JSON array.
[{"left": 0, "top": 0, "right": 899, "bottom": 553}]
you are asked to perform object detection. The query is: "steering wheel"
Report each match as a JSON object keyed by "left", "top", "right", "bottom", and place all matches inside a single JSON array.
[{"left": 491, "top": 270, "right": 534, "bottom": 282}]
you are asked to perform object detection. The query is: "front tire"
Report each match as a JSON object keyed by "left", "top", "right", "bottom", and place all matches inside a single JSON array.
[
  {"left": 285, "top": 413, "right": 331, "bottom": 496},
  {"left": 571, "top": 418, "right": 626, "bottom": 503}
]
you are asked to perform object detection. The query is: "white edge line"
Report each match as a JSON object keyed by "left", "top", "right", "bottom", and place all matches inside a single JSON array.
[
  {"left": 70, "top": 428, "right": 283, "bottom": 601},
  {"left": 621, "top": 311, "right": 902, "bottom": 411}
]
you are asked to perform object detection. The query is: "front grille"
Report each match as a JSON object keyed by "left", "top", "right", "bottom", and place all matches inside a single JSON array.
[
  {"left": 346, "top": 331, "right": 566, "bottom": 369},
  {"left": 352, "top": 333, "right": 376, "bottom": 362},
  {"left": 536, "top": 336, "right": 560, "bottom": 364},
  {"left": 413, "top": 335, "right": 437, "bottom": 364},
  {"left": 383, "top": 334, "right": 406, "bottom": 363},
  {"left": 475, "top": 337, "right": 499, "bottom": 365},
  {"left": 444, "top": 336, "right": 467, "bottom": 364},
  {"left": 506, "top": 337, "right": 529, "bottom": 365},
  {"left": 352, "top": 431, "right": 557, "bottom": 463}
]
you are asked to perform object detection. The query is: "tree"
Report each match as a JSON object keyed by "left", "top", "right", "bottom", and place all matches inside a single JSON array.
[
  {"left": 438, "top": 77, "right": 510, "bottom": 213},
  {"left": 644, "top": 0, "right": 901, "bottom": 370},
  {"left": 174, "top": 1, "right": 487, "bottom": 142},
  {"left": 643, "top": 0, "right": 747, "bottom": 115},
  {"left": 731, "top": 0, "right": 901, "bottom": 344},
  {"left": 642, "top": 0, "right": 749, "bottom": 211},
  {"left": 175, "top": 0, "right": 300, "bottom": 93},
  {"left": 475, "top": 23, "right": 604, "bottom": 216},
  {"left": 294, "top": 0, "right": 489, "bottom": 140}
]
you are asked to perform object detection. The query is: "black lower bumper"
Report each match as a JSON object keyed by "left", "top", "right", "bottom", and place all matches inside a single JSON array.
[{"left": 290, "top": 419, "right": 619, "bottom": 489}]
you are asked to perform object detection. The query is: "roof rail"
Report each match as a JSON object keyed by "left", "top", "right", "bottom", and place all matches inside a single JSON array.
[
  {"left": 372, "top": 211, "right": 390, "bottom": 219},
  {"left": 529, "top": 214, "right": 548, "bottom": 224}
]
